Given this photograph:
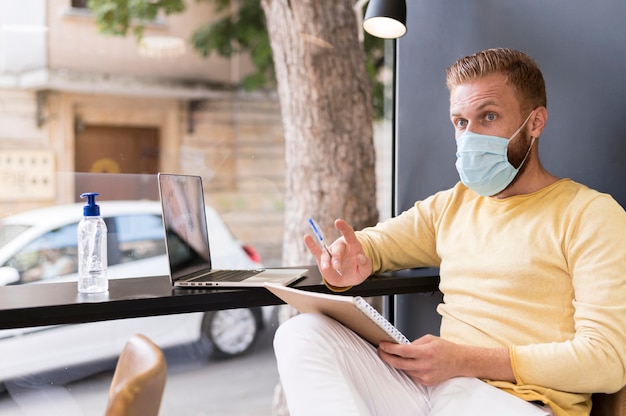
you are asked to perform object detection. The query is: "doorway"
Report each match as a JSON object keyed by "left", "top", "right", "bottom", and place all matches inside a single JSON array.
[{"left": 74, "top": 125, "right": 160, "bottom": 201}]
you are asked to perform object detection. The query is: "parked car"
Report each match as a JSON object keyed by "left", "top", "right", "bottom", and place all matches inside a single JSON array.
[{"left": 0, "top": 201, "right": 270, "bottom": 383}]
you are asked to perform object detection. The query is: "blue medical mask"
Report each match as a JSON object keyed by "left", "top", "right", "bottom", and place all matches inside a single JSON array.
[{"left": 455, "top": 112, "right": 535, "bottom": 197}]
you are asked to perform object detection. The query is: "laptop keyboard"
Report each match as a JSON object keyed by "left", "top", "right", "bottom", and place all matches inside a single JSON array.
[{"left": 191, "top": 269, "right": 263, "bottom": 283}]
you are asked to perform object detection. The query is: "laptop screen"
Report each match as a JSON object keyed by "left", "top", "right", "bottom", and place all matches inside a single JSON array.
[{"left": 158, "top": 174, "right": 212, "bottom": 281}]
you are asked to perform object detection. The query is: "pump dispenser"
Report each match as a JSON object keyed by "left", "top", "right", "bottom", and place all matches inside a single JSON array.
[{"left": 77, "top": 192, "right": 108, "bottom": 293}]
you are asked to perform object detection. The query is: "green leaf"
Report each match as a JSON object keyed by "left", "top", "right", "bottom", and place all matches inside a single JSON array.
[{"left": 87, "top": 0, "right": 186, "bottom": 39}]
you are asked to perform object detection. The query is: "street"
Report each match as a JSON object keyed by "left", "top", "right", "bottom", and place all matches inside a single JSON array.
[{"left": 0, "top": 325, "right": 280, "bottom": 416}]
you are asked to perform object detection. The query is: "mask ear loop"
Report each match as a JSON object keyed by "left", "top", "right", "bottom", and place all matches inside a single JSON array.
[
  {"left": 509, "top": 110, "right": 535, "bottom": 141},
  {"left": 510, "top": 109, "right": 537, "bottom": 170}
]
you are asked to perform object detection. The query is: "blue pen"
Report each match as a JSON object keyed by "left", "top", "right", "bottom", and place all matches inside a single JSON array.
[{"left": 308, "top": 218, "right": 342, "bottom": 276}]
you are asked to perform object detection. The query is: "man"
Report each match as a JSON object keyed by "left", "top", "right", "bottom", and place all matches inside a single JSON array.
[
  {"left": 273, "top": 48, "right": 626, "bottom": 416},
  {"left": 23, "top": 244, "right": 74, "bottom": 282}
]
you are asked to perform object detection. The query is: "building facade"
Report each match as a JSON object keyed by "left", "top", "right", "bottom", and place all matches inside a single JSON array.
[
  {"left": 0, "top": 0, "right": 294, "bottom": 264},
  {"left": 0, "top": 0, "right": 391, "bottom": 266}
]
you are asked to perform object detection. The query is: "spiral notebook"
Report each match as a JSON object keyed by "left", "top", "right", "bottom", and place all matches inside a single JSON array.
[{"left": 265, "top": 283, "right": 410, "bottom": 346}]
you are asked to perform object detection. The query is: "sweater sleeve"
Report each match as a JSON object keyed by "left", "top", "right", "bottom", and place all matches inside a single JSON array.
[
  {"left": 355, "top": 191, "right": 448, "bottom": 273},
  {"left": 511, "top": 194, "right": 626, "bottom": 393}
]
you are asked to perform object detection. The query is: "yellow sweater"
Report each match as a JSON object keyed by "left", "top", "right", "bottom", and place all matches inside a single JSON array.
[{"left": 356, "top": 179, "right": 626, "bottom": 416}]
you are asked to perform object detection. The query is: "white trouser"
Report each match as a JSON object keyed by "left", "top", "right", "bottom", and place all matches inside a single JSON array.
[{"left": 274, "top": 313, "right": 554, "bottom": 416}]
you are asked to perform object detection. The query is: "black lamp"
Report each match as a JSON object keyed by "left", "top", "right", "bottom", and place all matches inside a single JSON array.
[{"left": 363, "top": 0, "right": 407, "bottom": 39}]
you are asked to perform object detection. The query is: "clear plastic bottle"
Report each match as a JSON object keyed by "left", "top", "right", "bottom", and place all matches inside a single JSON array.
[{"left": 77, "top": 192, "right": 108, "bottom": 293}]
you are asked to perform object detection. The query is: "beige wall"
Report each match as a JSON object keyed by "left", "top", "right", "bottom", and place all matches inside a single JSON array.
[
  {"left": 47, "top": 0, "right": 255, "bottom": 84},
  {"left": 0, "top": 90, "right": 52, "bottom": 214},
  {"left": 183, "top": 93, "right": 287, "bottom": 266}
]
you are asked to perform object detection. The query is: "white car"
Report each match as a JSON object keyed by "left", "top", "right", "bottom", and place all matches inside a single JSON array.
[{"left": 0, "top": 201, "right": 269, "bottom": 383}]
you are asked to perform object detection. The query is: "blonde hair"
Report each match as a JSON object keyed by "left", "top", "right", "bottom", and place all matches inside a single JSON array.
[{"left": 446, "top": 48, "right": 547, "bottom": 113}]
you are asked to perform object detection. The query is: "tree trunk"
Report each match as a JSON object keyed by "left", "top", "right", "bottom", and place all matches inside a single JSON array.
[{"left": 261, "top": 0, "right": 379, "bottom": 268}]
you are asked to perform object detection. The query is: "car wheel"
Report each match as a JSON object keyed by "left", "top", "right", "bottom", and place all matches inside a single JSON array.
[{"left": 201, "top": 308, "right": 261, "bottom": 359}]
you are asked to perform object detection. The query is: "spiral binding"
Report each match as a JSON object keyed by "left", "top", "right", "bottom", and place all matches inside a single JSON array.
[{"left": 354, "top": 296, "right": 410, "bottom": 344}]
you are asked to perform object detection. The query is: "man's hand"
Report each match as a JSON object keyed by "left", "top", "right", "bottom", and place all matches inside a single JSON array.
[
  {"left": 304, "top": 219, "right": 372, "bottom": 288},
  {"left": 378, "top": 335, "right": 515, "bottom": 386}
]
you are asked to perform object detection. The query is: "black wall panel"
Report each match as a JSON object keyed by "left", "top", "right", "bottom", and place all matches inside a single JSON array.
[
  {"left": 395, "top": 0, "right": 626, "bottom": 213},
  {"left": 393, "top": 1, "right": 626, "bottom": 338}
]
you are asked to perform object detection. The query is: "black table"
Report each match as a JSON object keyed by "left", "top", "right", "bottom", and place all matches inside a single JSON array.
[{"left": 0, "top": 266, "right": 440, "bottom": 330}]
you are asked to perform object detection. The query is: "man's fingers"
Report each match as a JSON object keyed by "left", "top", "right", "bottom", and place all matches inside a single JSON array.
[
  {"left": 334, "top": 219, "right": 360, "bottom": 245},
  {"left": 304, "top": 234, "right": 333, "bottom": 270},
  {"left": 303, "top": 234, "right": 323, "bottom": 258}
]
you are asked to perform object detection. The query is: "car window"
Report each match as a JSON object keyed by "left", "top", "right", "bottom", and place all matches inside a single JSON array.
[
  {"left": 8, "top": 224, "right": 78, "bottom": 283},
  {"left": 0, "top": 224, "right": 30, "bottom": 248},
  {"left": 110, "top": 214, "right": 166, "bottom": 263}
]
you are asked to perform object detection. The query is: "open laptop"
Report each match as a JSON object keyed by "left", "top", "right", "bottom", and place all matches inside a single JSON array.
[{"left": 158, "top": 173, "right": 307, "bottom": 288}]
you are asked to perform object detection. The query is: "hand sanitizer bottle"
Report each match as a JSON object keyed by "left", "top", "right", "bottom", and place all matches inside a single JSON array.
[{"left": 77, "top": 192, "right": 108, "bottom": 293}]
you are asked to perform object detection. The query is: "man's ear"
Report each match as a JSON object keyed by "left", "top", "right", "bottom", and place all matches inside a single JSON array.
[{"left": 530, "top": 106, "right": 548, "bottom": 138}]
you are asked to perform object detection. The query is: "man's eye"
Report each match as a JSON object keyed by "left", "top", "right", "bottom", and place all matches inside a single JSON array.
[
  {"left": 456, "top": 119, "right": 467, "bottom": 128},
  {"left": 486, "top": 113, "right": 496, "bottom": 121}
]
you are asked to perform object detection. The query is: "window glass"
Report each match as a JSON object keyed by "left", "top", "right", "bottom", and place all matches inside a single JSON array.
[
  {"left": 112, "top": 214, "right": 166, "bottom": 262},
  {"left": 70, "top": 0, "right": 88, "bottom": 9},
  {"left": 0, "top": 224, "right": 29, "bottom": 248},
  {"left": 8, "top": 224, "right": 78, "bottom": 283},
  {"left": 0, "top": 1, "right": 394, "bottom": 413}
]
